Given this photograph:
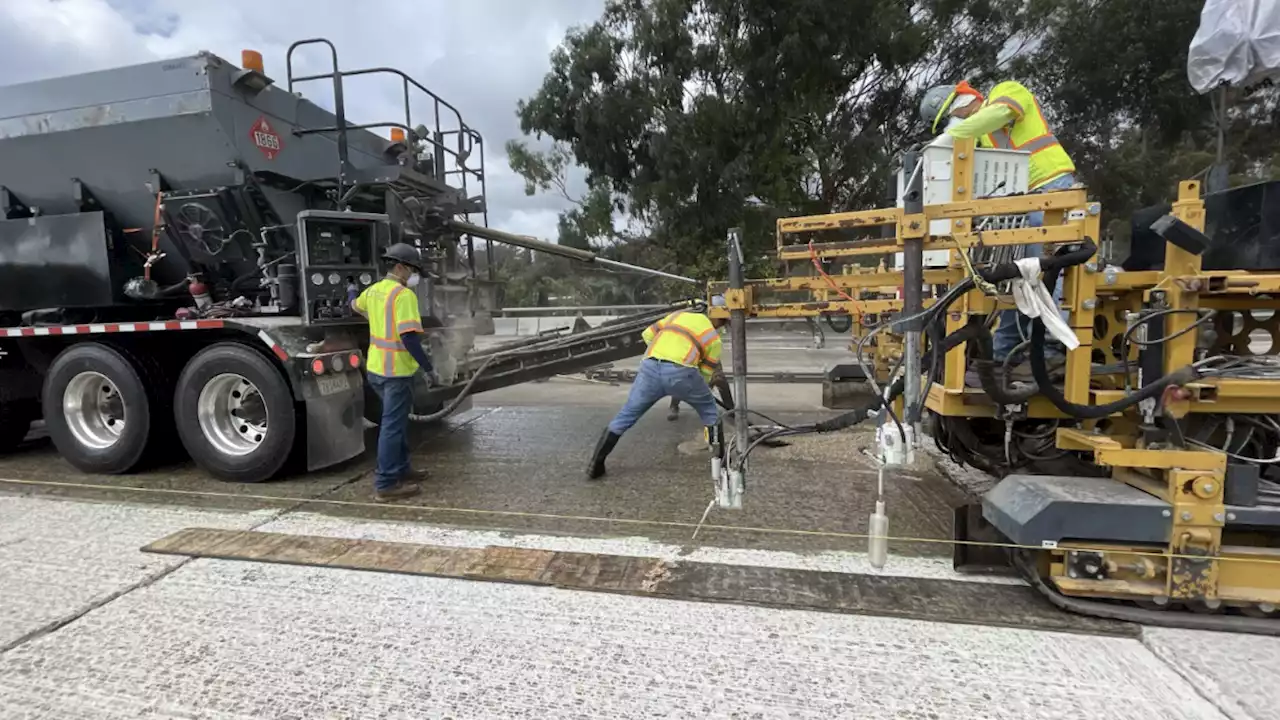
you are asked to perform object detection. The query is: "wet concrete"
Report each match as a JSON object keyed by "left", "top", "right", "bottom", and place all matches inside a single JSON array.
[
  {"left": 0, "top": 427, "right": 367, "bottom": 514},
  {"left": 0, "top": 375, "right": 966, "bottom": 558},
  {"left": 315, "top": 401, "right": 965, "bottom": 556}
]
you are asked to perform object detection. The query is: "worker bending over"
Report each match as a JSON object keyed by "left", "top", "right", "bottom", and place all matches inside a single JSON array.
[
  {"left": 353, "top": 243, "right": 439, "bottom": 502},
  {"left": 668, "top": 372, "right": 735, "bottom": 421},
  {"left": 587, "top": 304, "right": 726, "bottom": 479},
  {"left": 920, "top": 80, "right": 1077, "bottom": 360}
]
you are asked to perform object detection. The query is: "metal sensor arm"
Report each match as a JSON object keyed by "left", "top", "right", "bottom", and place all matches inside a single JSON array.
[{"left": 447, "top": 219, "right": 698, "bottom": 285}]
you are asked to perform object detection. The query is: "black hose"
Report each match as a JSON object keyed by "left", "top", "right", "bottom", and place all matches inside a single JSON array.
[
  {"left": 812, "top": 384, "right": 892, "bottom": 433},
  {"left": 159, "top": 278, "right": 192, "bottom": 297},
  {"left": 818, "top": 317, "right": 987, "bottom": 434},
  {"left": 776, "top": 243, "right": 1100, "bottom": 437},
  {"left": 965, "top": 318, "right": 1041, "bottom": 404},
  {"left": 1028, "top": 318, "right": 1199, "bottom": 419},
  {"left": 822, "top": 312, "right": 853, "bottom": 333},
  {"left": 1013, "top": 550, "right": 1280, "bottom": 637},
  {"left": 713, "top": 374, "right": 735, "bottom": 411},
  {"left": 901, "top": 279, "right": 978, "bottom": 423}
]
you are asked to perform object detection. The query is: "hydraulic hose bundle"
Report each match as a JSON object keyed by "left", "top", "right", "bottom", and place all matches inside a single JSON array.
[{"left": 745, "top": 237, "right": 1165, "bottom": 466}]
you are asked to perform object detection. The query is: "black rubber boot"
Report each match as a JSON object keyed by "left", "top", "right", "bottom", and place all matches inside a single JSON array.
[{"left": 586, "top": 430, "right": 621, "bottom": 480}]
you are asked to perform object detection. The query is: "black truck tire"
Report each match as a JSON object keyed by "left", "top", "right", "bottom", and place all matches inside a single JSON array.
[
  {"left": 43, "top": 343, "right": 153, "bottom": 474},
  {"left": 0, "top": 400, "right": 37, "bottom": 453},
  {"left": 174, "top": 342, "right": 296, "bottom": 483}
]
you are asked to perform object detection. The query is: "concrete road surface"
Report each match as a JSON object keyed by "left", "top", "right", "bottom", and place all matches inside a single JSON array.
[
  {"left": 0, "top": 330, "right": 1277, "bottom": 719},
  {"left": 1, "top": 495, "right": 1277, "bottom": 720}
]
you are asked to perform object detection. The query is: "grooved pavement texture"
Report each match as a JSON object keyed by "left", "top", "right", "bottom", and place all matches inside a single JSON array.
[
  {"left": 1142, "top": 628, "right": 1280, "bottom": 720},
  {"left": 0, "top": 559, "right": 1227, "bottom": 720},
  {"left": 0, "top": 496, "right": 265, "bottom": 649},
  {"left": 0, "top": 496, "right": 1264, "bottom": 720}
]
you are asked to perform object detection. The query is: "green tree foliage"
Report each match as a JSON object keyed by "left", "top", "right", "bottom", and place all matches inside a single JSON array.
[
  {"left": 1012, "top": 0, "right": 1280, "bottom": 250},
  {"left": 495, "top": 0, "right": 1280, "bottom": 305},
  {"left": 504, "top": 140, "right": 623, "bottom": 252},
  {"left": 487, "top": 241, "right": 688, "bottom": 307},
  {"left": 510, "top": 0, "right": 1038, "bottom": 282}
]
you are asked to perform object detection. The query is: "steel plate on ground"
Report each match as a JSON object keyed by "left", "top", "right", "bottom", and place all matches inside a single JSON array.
[{"left": 143, "top": 527, "right": 1137, "bottom": 637}]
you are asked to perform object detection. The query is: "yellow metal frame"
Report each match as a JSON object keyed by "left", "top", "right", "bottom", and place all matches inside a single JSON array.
[{"left": 713, "top": 138, "right": 1280, "bottom": 609}]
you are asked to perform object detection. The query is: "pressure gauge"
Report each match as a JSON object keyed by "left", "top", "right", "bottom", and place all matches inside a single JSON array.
[
  {"left": 310, "top": 272, "right": 324, "bottom": 286},
  {"left": 359, "top": 272, "right": 373, "bottom": 285},
  {"left": 328, "top": 272, "right": 341, "bottom": 285}
]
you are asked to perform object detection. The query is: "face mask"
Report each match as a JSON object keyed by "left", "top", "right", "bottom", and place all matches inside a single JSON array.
[{"left": 406, "top": 272, "right": 421, "bottom": 288}]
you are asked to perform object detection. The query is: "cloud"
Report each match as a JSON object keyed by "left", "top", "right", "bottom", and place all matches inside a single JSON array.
[{"left": 0, "top": 0, "right": 603, "bottom": 240}]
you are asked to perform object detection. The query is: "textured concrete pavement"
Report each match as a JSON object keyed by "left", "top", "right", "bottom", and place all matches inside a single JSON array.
[
  {"left": 1, "top": 335, "right": 1278, "bottom": 718},
  {"left": 1, "top": 495, "right": 1271, "bottom": 720},
  {"left": 0, "top": 497, "right": 267, "bottom": 651},
  {"left": 0, "top": 380, "right": 963, "bottom": 557}
]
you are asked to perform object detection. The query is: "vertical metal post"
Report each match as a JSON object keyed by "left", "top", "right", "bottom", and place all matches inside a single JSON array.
[
  {"left": 331, "top": 70, "right": 350, "bottom": 200},
  {"left": 727, "top": 227, "right": 749, "bottom": 460},
  {"left": 901, "top": 151, "right": 925, "bottom": 424}
]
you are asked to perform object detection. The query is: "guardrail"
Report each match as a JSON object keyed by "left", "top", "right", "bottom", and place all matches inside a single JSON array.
[
  {"left": 492, "top": 314, "right": 844, "bottom": 337},
  {"left": 495, "top": 305, "right": 666, "bottom": 317}
]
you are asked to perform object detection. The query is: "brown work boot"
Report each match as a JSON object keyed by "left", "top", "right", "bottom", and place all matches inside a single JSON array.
[
  {"left": 400, "top": 468, "right": 429, "bottom": 483},
  {"left": 374, "top": 482, "right": 421, "bottom": 502}
]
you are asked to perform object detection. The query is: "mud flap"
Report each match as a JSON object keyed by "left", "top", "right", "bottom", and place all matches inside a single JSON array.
[
  {"left": 303, "top": 374, "right": 365, "bottom": 471},
  {"left": 953, "top": 503, "right": 1016, "bottom": 576}
]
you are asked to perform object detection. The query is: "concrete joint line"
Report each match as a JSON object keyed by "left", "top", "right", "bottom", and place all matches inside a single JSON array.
[
  {"left": 0, "top": 476, "right": 364, "bottom": 656},
  {"left": 1138, "top": 634, "right": 1253, "bottom": 720}
]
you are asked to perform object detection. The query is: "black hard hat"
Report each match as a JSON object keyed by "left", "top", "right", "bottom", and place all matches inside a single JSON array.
[{"left": 382, "top": 242, "right": 423, "bottom": 271}]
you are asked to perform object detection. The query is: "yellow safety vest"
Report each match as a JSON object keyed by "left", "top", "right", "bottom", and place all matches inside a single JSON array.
[
  {"left": 976, "top": 81, "right": 1076, "bottom": 190},
  {"left": 642, "top": 310, "right": 723, "bottom": 382},
  {"left": 354, "top": 277, "right": 424, "bottom": 377}
]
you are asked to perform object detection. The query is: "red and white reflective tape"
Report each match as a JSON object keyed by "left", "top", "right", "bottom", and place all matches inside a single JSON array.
[
  {"left": 0, "top": 319, "right": 226, "bottom": 337},
  {"left": 0, "top": 319, "right": 290, "bottom": 360},
  {"left": 257, "top": 329, "right": 289, "bottom": 361}
]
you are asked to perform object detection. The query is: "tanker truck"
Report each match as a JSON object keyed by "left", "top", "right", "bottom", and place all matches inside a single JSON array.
[{"left": 0, "top": 39, "right": 678, "bottom": 483}]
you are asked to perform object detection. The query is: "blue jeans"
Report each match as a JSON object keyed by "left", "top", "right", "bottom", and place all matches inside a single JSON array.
[
  {"left": 608, "top": 358, "right": 720, "bottom": 435},
  {"left": 367, "top": 373, "right": 414, "bottom": 490},
  {"left": 993, "top": 173, "right": 1076, "bottom": 359}
]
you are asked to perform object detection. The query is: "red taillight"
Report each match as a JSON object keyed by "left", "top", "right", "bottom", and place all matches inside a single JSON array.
[
  {"left": 311, "top": 358, "right": 326, "bottom": 375},
  {"left": 349, "top": 353, "right": 361, "bottom": 369}
]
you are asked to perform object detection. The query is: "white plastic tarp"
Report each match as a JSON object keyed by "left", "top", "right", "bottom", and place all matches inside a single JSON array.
[{"left": 1187, "top": 0, "right": 1280, "bottom": 93}]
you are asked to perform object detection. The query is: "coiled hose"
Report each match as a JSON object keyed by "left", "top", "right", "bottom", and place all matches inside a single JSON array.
[{"left": 1028, "top": 318, "right": 1199, "bottom": 419}]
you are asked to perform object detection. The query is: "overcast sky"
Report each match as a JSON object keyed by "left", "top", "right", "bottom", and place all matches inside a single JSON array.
[{"left": 0, "top": 0, "right": 605, "bottom": 241}]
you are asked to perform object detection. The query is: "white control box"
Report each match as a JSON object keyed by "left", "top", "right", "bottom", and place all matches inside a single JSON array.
[{"left": 894, "top": 141, "right": 1031, "bottom": 269}]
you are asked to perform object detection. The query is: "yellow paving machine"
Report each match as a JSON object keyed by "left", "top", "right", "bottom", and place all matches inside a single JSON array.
[{"left": 709, "top": 135, "right": 1280, "bottom": 634}]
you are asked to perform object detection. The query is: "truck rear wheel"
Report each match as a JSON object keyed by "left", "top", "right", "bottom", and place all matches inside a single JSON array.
[
  {"left": 43, "top": 343, "right": 153, "bottom": 474},
  {"left": 174, "top": 343, "right": 296, "bottom": 483}
]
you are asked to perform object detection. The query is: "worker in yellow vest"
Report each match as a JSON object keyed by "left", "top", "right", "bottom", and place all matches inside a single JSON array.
[
  {"left": 352, "top": 243, "right": 439, "bottom": 502},
  {"left": 920, "top": 80, "right": 1077, "bottom": 360},
  {"left": 587, "top": 304, "right": 726, "bottom": 479}
]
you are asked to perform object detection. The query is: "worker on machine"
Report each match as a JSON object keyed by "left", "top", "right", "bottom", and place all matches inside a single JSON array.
[
  {"left": 352, "top": 243, "right": 439, "bottom": 502},
  {"left": 919, "top": 80, "right": 1077, "bottom": 361},
  {"left": 587, "top": 302, "right": 726, "bottom": 479}
]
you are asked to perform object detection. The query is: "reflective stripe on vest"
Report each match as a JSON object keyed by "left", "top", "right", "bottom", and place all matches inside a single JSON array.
[
  {"left": 379, "top": 285, "right": 406, "bottom": 376},
  {"left": 361, "top": 279, "right": 421, "bottom": 378},
  {"left": 979, "top": 81, "right": 1076, "bottom": 190},
  {"left": 989, "top": 94, "right": 1025, "bottom": 117},
  {"left": 645, "top": 311, "right": 717, "bottom": 370}
]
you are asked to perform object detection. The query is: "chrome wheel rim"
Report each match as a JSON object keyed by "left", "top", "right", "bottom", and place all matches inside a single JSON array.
[
  {"left": 63, "top": 371, "right": 126, "bottom": 450},
  {"left": 197, "top": 373, "right": 267, "bottom": 457}
]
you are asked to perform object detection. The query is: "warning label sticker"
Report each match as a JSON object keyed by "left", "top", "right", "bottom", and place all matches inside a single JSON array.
[{"left": 250, "top": 116, "right": 283, "bottom": 160}]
